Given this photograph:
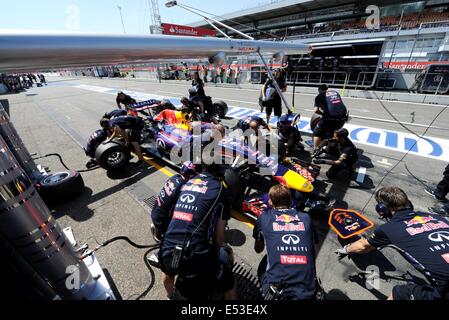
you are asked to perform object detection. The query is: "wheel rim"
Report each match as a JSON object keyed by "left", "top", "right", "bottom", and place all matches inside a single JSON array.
[
  {"left": 42, "top": 172, "right": 69, "bottom": 184},
  {"left": 107, "top": 151, "right": 126, "bottom": 167}
]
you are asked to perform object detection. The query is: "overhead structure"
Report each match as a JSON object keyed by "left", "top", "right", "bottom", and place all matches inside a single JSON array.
[
  {"left": 0, "top": 30, "right": 311, "bottom": 72},
  {"left": 148, "top": 0, "right": 162, "bottom": 34}
]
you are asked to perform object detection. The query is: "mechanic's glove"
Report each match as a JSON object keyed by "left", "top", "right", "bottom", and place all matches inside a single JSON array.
[{"left": 335, "top": 245, "right": 350, "bottom": 260}]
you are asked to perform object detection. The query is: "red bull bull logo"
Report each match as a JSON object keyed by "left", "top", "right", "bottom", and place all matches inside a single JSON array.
[
  {"left": 276, "top": 214, "right": 300, "bottom": 223},
  {"left": 405, "top": 216, "right": 435, "bottom": 227}
]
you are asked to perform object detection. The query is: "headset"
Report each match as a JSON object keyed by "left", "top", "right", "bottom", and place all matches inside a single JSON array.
[
  {"left": 375, "top": 188, "right": 414, "bottom": 220},
  {"left": 375, "top": 188, "right": 392, "bottom": 220}
]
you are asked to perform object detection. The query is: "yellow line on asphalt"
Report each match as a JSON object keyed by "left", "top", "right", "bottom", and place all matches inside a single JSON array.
[{"left": 143, "top": 156, "right": 255, "bottom": 229}]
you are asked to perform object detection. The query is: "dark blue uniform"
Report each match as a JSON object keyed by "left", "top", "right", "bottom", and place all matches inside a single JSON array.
[
  {"left": 151, "top": 174, "right": 188, "bottom": 234},
  {"left": 314, "top": 90, "right": 347, "bottom": 139},
  {"left": 368, "top": 209, "right": 449, "bottom": 300},
  {"left": 109, "top": 116, "right": 144, "bottom": 143},
  {"left": 159, "top": 172, "right": 234, "bottom": 296},
  {"left": 253, "top": 208, "right": 317, "bottom": 300},
  {"left": 104, "top": 109, "right": 127, "bottom": 119},
  {"left": 237, "top": 115, "right": 267, "bottom": 131}
]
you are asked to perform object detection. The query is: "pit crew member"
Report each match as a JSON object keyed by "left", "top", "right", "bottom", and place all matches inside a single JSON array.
[
  {"left": 150, "top": 162, "right": 199, "bottom": 242},
  {"left": 313, "top": 128, "right": 358, "bottom": 179},
  {"left": 100, "top": 115, "right": 145, "bottom": 167},
  {"left": 336, "top": 186, "right": 449, "bottom": 300},
  {"left": 158, "top": 164, "right": 238, "bottom": 300},
  {"left": 312, "top": 84, "right": 348, "bottom": 151},
  {"left": 253, "top": 184, "right": 318, "bottom": 300},
  {"left": 116, "top": 91, "right": 137, "bottom": 109}
]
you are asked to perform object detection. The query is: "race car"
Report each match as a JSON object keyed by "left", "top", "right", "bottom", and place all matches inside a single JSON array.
[{"left": 87, "top": 97, "right": 332, "bottom": 220}]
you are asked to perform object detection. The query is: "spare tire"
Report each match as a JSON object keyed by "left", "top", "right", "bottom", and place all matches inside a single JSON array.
[
  {"left": 36, "top": 170, "right": 85, "bottom": 204},
  {"left": 224, "top": 167, "right": 244, "bottom": 210},
  {"left": 95, "top": 140, "right": 131, "bottom": 171},
  {"left": 310, "top": 113, "right": 322, "bottom": 132},
  {"left": 213, "top": 100, "right": 228, "bottom": 119}
]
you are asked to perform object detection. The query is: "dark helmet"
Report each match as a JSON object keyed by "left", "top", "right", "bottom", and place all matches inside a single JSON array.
[
  {"left": 100, "top": 118, "right": 110, "bottom": 129},
  {"left": 180, "top": 161, "right": 198, "bottom": 179},
  {"left": 277, "top": 113, "right": 300, "bottom": 131},
  {"left": 334, "top": 127, "right": 349, "bottom": 138}
]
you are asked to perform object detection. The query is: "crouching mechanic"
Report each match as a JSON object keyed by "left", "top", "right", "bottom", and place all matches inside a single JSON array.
[
  {"left": 150, "top": 162, "right": 199, "bottom": 242},
  {"left": 336, "top": 187, "right": 449, "bottom": 300},
  {"left": 100, "top": 115, "right": 146, "bottom": 167},
  {"left": 158, "top": 164, "right": 238, "bottom": 300},
  {"left": 312, "top": 84, "right": 348, "bottom": 151},
  {"left": 313, "top": 128, "right": 358, "bottom": 179},
  {"left": 277, "top": 113, "right": 302, "bottom": 158},
  {"left": 253, "top": 184, "right": 318, "bottom": 300},
  {"left": 236, "top": 115, "right": 272, "bottom": 132}
]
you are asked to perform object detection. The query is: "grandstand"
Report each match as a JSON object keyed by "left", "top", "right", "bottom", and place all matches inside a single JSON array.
[{"left": 190, "top": 0, "right": 449, "bottom": 93}]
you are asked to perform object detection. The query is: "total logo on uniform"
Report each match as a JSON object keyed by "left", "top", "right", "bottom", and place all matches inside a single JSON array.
[{"left": 280, "top": 255, "right": 308, "bottom": 265}]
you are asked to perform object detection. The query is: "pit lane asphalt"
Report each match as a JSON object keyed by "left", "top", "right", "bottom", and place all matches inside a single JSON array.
[{"left": 4, "top": 76, "right": 449, "bottom": 300}]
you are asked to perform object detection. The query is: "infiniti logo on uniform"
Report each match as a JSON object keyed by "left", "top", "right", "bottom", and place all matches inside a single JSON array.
[
  {"left": 282, "top": 234, "right": 300, "bottom": 245},
  {"left": 180, "top": 194, "right": 195, "bottom": 203},
  {"left": 428, "top": 231, "right": 449, "bottom": 242}
]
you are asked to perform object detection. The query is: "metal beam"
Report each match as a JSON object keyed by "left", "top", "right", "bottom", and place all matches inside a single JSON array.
[{"left": 0, "top": 31, "right": 310, "bottom": 72}]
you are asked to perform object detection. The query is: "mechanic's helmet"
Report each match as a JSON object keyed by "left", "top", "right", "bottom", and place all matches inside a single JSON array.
[
  {"left": 180, "top": 161, "right": 198, "bottom": 179},
  {"left": 277, "top": 113, "right": 300, "bottom": 131},
  {"left": 100, "top": 118, "right": 110, "bottom": 129},
  {"left": 334, "top": 127, "right": 349, "bottom": 139}
]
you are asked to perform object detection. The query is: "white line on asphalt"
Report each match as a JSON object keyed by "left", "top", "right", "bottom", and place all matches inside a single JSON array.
[
  {"left": 377, "top": 158, "right": 393, "bottom": 167},
  {"left": 356, "top": 167, "right": 366, "bottom": 183},
  {"left": 302, "top": 109, "right": 447, "bottom": 130}
]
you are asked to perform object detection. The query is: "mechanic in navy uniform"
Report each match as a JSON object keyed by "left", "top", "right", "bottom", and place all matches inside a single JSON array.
[
  {"left": 277, "top": 113, "right": 302, "bottom": 157},
  {"left": 84, "top": 109, "right": 129, "bottom": 168},
  {"left": 190, "top": 72, "right": 206, "bottom": 98},
  {"left": 312, "top": 84, "right": 348, "bottom": 151},
  {"left": 313, "top": 128, "right": 358, "bottom": 179},
  {"left": 158, "top": 164, "right": 238, "bottom": 300},
  {"left": 116, "top": 91, "right": 137, "bottom": 109},
  {"left": 260, "top": 68, "right": 287, "bottom": 125},
  {"left": 425, "top": 164, "right": 449, "bottom": 216},
  {"left": 336, "top": 186, "right": 449, "bottom": 300},
  {"left": 236, "top": 115, "right": 272, "bottom": 132},
  {"left": 253, "top": 184, "right": 318, "bottom": 300},
  {"left": 103, "top": 109, "right": 128, "bottom": 119},
  {"left": 100, "top": 115, "right": 146, "bottom": 167},
  {"left": 150, "top": 162, "right": 198, "bottom": 242}
]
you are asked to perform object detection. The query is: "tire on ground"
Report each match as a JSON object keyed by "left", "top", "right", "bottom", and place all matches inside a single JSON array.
[
  {"left": 213, "top": 100, "right": 228, "bottom": 119},
  {"left": 95, "top": 140, "right": 131, "bottom": 171},
  {"left": 37, "top": 170, "right": 85, "bottom": 204},
  {"left": 224, "top": 167, "right": 244, "bottom": 210}
]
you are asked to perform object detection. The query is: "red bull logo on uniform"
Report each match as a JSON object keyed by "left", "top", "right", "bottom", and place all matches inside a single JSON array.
[
  {"left": 406, "top": 221, "right": 449, "bottom": 236},
  {"left": 273, "top": 214, "right": 305, "bottom": 232},
  {"left": 405, "top": 216, "right": 436, "bottom": 227}
]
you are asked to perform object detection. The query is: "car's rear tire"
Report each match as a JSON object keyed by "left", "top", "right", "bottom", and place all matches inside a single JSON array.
[
  {"left": 213, "top": 100, "right": 228, "bottom": 119},
  {"left": 224, "top": 167, "right": 244, "bottom": 210},
  {"left": 310, "top": 113, "right": 322, "bottom": 132},
  {"left": 95, "top": 140, "right": 131, "bottom": 171},
  {"left": 36, "top": 170, "right": 85, "bottom": 204}
]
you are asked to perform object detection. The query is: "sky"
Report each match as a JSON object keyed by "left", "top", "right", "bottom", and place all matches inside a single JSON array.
[{"left": 0, "top": 0, "right": 283, "bottom": 34}]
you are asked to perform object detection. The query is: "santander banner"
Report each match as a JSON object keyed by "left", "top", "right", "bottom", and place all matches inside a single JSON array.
[
  {"left": 383, "top": 61, "right": 449, "bottom": 70},
  {"left": 162, "top": 23, "right": 216, "bottom": 37}
]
